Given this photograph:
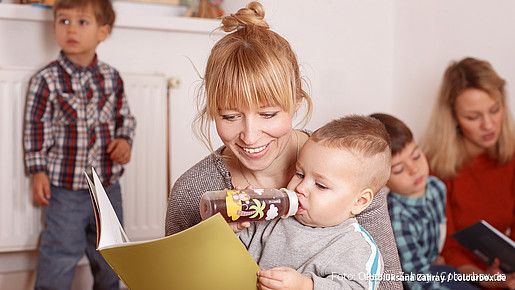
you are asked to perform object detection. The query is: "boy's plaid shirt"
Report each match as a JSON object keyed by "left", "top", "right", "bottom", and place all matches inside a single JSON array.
[
  {"left": 24, "top": 52, "right": 136, "bottom": 190},
  {"left": 387, "top": 176, "right": 448, "bottom": 290}
]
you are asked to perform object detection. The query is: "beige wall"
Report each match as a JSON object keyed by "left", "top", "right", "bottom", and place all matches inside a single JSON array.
[{"left": 392, "top": 0, "right": 515, "bottom": 137}]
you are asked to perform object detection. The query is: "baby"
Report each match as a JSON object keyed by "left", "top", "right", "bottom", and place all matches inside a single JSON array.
[{"left": 238, "top": 115, "right": 391, "bottom": 290}]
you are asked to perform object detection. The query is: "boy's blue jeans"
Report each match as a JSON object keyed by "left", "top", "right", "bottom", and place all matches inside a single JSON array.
[{"left": 35, "top": 182, "right": 123, "bottom": 290}]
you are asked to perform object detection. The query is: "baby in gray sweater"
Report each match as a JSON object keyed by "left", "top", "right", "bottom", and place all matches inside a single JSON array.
[{"left": 238, "top": 115, "right": 392, "bottom": 290}]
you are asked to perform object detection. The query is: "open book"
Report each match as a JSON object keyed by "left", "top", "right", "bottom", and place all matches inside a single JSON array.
[
  {"left": 452, "top": 220, "right": 515, "bottom": 273},
  {"left": 85, "top": 168, "right": 259, "bottom": 290}
]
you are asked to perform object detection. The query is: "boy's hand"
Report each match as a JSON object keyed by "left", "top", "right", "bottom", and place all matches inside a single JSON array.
[
  {"left": 257, "top": 267, "right": 313, "bottom": 290},
  {"left": 107, "top": 138, "right": 131, "bottom": 165},
  {"left": 32, "top": 172, "right": 51, "bottom": 206},
  {"left": 432, "top": 255, "right": 445, "bottom": 265}
]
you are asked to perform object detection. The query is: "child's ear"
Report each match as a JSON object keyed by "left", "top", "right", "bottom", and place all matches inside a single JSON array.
[
  {"left": 97, "top": 24, "right": 111, "bottom": 43},
  {"left": 350, "top": 188, "right": 374, "bottom": 216}
]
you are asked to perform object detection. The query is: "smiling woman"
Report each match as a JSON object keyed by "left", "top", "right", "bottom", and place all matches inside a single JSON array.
[
  {"left": 165, "top": 2, "right": 404, "bottom": 289},
  {"left": 165, "top": 0, "right": 313, "bottom": 234}
]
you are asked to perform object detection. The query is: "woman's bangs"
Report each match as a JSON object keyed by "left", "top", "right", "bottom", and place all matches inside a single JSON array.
[{"left": 211, "top": 67, "right": 292, "bottom": 114}]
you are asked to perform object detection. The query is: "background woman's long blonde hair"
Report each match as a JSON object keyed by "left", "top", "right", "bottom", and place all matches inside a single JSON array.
[
  {"left": 422, "top": 57, "right": 515, "bottom": 178},
  {"left": 194, "top": 1, "right": 313, "bottom": 151}
]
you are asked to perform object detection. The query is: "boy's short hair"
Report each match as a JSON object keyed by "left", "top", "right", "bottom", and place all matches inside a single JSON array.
[
  {"left": 311, "top": 115, "right": 391, "bottom": 193},
  {"left": 369, "top": 113, "right": 413, "bottom": 156},
  {"left": 54, "top": 0, "right": 116, "bottom": 28}
]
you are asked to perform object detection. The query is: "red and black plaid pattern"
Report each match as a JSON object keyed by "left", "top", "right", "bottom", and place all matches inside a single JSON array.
[{"left": 24, "top": 52, "right": 136, "bottom": 190}]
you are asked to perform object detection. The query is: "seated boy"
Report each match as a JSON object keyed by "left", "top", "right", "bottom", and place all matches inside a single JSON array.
[
  {"left": 237, "top": 115, "right": 390, "bottom": 290},
  {"left": 370, "top": 113, "right": 478, "bottom": 290}
]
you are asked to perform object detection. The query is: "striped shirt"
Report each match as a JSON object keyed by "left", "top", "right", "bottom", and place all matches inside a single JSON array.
[
  {"left": 24, "top": 52, "right": 136, "bottom": 190},
  {"left": 387, "top": 176, "right": 447, "bottom": 290}
]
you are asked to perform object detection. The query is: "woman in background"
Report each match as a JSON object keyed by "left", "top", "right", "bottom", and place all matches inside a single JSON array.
[
  {"left": 165, "top": 2, "right": 403, "bottom": 289},
  {"left": 423, "top": 57, "right": 515, "bottom": 289}
]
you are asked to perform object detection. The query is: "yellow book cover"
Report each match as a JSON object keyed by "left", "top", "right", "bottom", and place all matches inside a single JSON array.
[{"left": 85, "top": 168, "right": 259, "bottom": 290}]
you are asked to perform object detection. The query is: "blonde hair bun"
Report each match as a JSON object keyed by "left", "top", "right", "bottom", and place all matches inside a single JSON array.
[{"left": 222, "top": 1, "right": 269, "bottom": 32}]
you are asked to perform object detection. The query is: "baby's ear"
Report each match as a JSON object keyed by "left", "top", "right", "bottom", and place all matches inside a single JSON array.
[{"left": 350, "top": 188, "right": 374, "bottom": 216}]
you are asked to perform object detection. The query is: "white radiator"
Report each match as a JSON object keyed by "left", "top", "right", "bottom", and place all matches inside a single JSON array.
[{"left": 0, "top": 68, "right": 169, "bottom": 252}]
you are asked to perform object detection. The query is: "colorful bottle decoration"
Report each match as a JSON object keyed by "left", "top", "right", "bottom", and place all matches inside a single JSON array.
[{"left": 200, "top": 188, "right": 298, "bottom": 223}]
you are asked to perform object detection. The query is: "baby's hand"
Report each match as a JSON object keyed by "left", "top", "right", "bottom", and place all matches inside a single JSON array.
[
  {"left": 257, "top": 267, "right": 313, "bottom": 290},
  {"left": 107, "top": 138, "right": 131, "bottom": 164},
  {"left": 229, "top": 185, "right": 252, "bottom": 232},
  {"left": 230, "top": 221, "right": 250, "bottom": 233}
]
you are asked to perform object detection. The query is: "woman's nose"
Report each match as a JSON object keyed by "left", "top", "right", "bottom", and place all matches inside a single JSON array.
[
  {"left": 481, "top": 115, "right": 494, "bottom": 130},
  {"left": 240, "top": 118, "right": 260, "bottom": 145}
]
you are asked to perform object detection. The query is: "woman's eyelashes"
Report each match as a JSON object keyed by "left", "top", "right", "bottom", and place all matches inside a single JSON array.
[
  {"left": 260, "top": 111, "right": 279, "bottom": 119},
  {"left": 465, "top": 114, "right": 480, "bottom": 121},
  {"left": 220, "top": 114, "right": 241, "bottom": 121},
  {"left": 490, "top": 105, "right": 501, "bottom": 115},
  {"left": 464, "top": 105, "right": 501, "bottom": 121},
  {"left": 219, "top": 111, "right": 278, "bottom": 121}
]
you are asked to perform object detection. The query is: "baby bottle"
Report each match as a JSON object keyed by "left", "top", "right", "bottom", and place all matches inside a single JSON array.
[{"left": 199, "top": 188, "right": 298, "bottom": 223}]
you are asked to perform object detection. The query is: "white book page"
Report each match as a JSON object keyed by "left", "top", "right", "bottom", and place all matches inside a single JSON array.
[{"left": 88, "top": 168, "right": 130, "bottom": 248}]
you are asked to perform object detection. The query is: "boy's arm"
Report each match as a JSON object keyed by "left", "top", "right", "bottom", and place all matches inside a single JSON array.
[
  {"left": 24, "top": 75, "right": 53, "bottom": 205},
  {"left": 391, "top": 218, "right": 449, "bottom": 290},
  {"left": 112, "top": 72, "right": 136, "bottom": 144},
  {"left": 23, "top": 74, "right": 53, "bottom": 174},
  {"left": 391, "top": 217, "right": 430, "bottom": 273}
]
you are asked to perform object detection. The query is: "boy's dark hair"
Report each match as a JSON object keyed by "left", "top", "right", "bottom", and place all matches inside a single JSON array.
[
  {"left": 54, "top": 0, "right": 116, "bottom": 28},
  {"left": 369, "top": 113, "right": 413, "bottom": 156}
]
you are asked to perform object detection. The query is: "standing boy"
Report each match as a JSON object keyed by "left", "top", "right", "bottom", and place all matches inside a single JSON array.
[{"left": 23, "top": 0, "right": 136, "bottom": 289}]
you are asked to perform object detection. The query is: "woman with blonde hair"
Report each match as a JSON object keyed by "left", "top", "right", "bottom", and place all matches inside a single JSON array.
[
  {"left": 165, "top": 2, "right": 402, "bottom": 289},
  {"left": 423, "top": 57, "right": 515, "bottom": 289}
]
